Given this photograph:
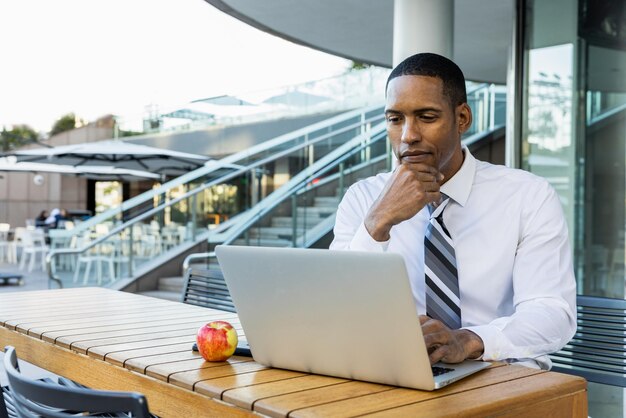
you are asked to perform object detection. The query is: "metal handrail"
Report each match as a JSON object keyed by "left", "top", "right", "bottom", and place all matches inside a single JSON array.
[{"left": 588, "top": 102, "right": 626, "bottom": 126}]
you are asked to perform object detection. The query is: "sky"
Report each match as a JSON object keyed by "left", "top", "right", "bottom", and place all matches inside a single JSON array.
[{"left": 0, "top": 0, "right": 351, "bottom": 133}]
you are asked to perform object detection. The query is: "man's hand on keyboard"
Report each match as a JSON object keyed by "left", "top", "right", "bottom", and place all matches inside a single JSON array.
[{"left": 419, "top": 315, "right": 484, "bottom": 364}]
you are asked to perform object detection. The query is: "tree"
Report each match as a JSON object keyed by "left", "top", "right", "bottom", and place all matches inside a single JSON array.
[
  {"left": 50, "top": 113, "right": 79, "bottom": 136},
  {"left": 350, "top": 61, "right": 371, "bottom": 71},
  {"left": 1, "top": 125, "right": 39, "bottom": 151}
]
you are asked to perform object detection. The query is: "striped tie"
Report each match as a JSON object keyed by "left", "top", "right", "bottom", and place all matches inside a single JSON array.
[{"left": 424, "top": 198, "right": 461, "bottom": 329}]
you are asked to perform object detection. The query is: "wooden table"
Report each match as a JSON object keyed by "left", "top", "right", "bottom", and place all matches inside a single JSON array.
[{"left": 0, "top": 288, "right": 587, "bottom": 417}]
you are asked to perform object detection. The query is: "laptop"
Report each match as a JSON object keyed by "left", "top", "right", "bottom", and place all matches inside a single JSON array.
[{"left": 215, "top": 245, "right": 490, "bottom": 390}]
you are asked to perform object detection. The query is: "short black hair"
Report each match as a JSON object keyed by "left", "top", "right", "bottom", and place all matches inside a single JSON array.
[{"left": 386, "top": 53, "right": 467, "bottom": 107}]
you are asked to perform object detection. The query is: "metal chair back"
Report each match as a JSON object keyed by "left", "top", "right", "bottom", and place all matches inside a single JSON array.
[
  {"left": 550, "top": 295, "right": 626, "bottom": 387},
  {"left": 3, "top": 346, "right": 151, "bottom": 417},
  {"left": 181, "top": 267, "right": 236, "bottom": 312}
]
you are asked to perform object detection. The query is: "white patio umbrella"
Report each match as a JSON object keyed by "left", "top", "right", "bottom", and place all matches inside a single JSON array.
[
  {"left": 3, "top": 139, "right": 210, "bottom": 177},
  {"left": 0, "top": 161, "right": 160, "bottom": 182}
]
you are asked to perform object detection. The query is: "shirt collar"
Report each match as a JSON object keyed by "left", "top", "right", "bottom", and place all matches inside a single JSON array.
[{"left": 440, "top": 146, "right": 475, "bottom": 208}]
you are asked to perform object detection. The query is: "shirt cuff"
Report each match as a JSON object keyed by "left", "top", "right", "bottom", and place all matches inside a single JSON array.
[
  {"left": 464, "top": 325, "right": 550, "bottom": 370},
  {"left": 349, "top": 223, "right": 389, "bottom": 252},
  {"left": 463, "top": 324, "right": 503, "bottom": 362}
]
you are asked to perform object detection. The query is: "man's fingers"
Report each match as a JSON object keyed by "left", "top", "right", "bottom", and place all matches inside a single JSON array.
[
  {"left": 428, "top": 345, "right": 449, "bottom": 365},
  {"left": 423, "top": 330, "right": 450, "bottom": 349}
]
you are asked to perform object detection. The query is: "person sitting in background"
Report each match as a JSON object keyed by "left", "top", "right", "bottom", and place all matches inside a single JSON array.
[
  {"left": 35, "top": 210, "right": 49, "bottom": 228},
  {"left": 45, "top": 208, "right": 60, "bottom": 229},
  {"left": 55, "top": 209, "right": 69, "bottom": 229}
]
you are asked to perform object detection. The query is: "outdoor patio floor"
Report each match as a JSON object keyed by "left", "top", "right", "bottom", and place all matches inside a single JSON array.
[{"left": 0, "top": 262, "right": 49, "bottom": 293}]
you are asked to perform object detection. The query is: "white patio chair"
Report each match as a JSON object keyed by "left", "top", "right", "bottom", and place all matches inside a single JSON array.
[
  {"left": 161, "top": 225, "right": 180, "bottom": 251},
  {"left": 72, "top": 234, "right": 116, "bottom": 285},
  {"left": 18, "top": 229, "right": 48, "bottom": 272},
  {"left": 48, "top": 229, "right": 76, "bottom": 271},
  {"left": 7, "top": 227, "right": 26, "bottom": 264},
  {"left": 0, "top": 223, "right": 10, "bottom": 262}
]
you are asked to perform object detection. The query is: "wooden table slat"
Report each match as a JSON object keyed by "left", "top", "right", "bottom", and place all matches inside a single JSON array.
[
  {"left": 168, "top": 360, "right": 269, "bottom": 389},
  {"left": 124, "top": 350, "right": 205, "bottom": 373},
  {"left": 104, "top": 341, "right": 197, "bottom": 367},
  {"left": 255, "top": 380, "right": 393, "bottom": 418},
  {"left": 194, "top": 368, "right": 308, "bottom": 399},
  {"left": 223, "top": 374, "right": 348, "bottom": 410},
  {"left": 145, "top": 355, "right": 251, "bottom": 381}
]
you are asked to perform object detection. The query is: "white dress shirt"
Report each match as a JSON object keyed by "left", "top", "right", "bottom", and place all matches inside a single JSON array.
[{"left": 330, "top": 148, "right": 577, "bottom": 369}]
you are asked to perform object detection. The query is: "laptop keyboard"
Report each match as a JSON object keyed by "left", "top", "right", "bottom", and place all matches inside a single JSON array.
[{"left": 431, "top": 366, "right": 455, "bottom": 376}]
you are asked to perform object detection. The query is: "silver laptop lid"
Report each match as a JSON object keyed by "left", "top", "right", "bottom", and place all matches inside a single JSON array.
[{"left": 216, "top": 245, "right": 437, "bottom": 390}]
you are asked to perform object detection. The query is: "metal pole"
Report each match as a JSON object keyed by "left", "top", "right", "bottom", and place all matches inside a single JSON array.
[
  {"left": 191, "top": 194, "right": 197, "bottom": 241},
  {"left": 128, "top": 228, "right": 134, "bottom": 277},
  {"left": 339, "top": 162, "right": 345, "bottom": 197},
  {"left": 489, "top": 84, "right": 496, "bottom": 130},
  {"left": 291, "top": 194, "right": 297, "bottom": 247}
]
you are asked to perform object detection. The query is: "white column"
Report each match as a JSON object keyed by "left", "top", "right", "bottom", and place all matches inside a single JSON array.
[{"left": 393, "top": 0, "right": 454, "bottom": 66}]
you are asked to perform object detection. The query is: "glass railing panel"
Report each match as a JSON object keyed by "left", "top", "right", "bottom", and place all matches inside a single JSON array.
[
  {"left": 224, "top": 128, "right": 390, "bottom": 250},
  {"left": 465, "top": 84, "right": 507, "bottom": 137},
  {"left": 587, "top": 91, "right": 626, "bottom": 125}
]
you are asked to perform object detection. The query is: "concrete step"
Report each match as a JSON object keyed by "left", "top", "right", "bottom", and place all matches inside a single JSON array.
[
  {"left": 314, "top": 196, "right": 340, "bottom": 206},
  {"left": 295, "top": 206, "right": 335, "bottom": 216},
  {"left": 139, "top": 290, "right": 181, "bottom": 302},
  {"left": 248, "top": 226, "right": 293, "bottom": 239},
  {"left": 157, "top": 276, "right": 185, "bottom": 293},
  {"left": 271, "top": 216, "right": 320, "bottom": 228},
  {"left": 232, "top": 238, "right": 292, "bottom": 247}
]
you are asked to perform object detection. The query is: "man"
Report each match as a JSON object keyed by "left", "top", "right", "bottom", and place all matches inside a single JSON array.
[{"left": 330, "top": 53, "right": 576, "bottom": 369}]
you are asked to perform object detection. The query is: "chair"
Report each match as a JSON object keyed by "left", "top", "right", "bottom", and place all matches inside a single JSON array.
[
  {"left": 73, "top": 234, "right": 116, "bottom": 285},
  {"left": 160, "top": 226, "right": 179, "bottom": 251},
  {"left": 550, "top": 295, "right": 626, "bottom": 387},
  {"left": 18, "top": 230, "right": 48, "bottom": 273},
  {"left": 0, "top": 223, "right": 9, "bottom": 263},
  {"left": 2, "top": 346, "right": 151, "bottom": 418},
  {"left": 8, "top": 228, "right": 27, "bottom": 265},
  {"left": 181, "top": 267, "right": 236, "bottom": 312},
  {"left": 48, "top": 230, "right": 75, "bottom": 271}
]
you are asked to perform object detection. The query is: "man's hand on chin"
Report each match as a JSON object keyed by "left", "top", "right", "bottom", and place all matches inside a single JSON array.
[
  {"left": 364, "top": 163, "right": 444, "bottom": 242},
  {"left": 419, "top": 315, "right": 484, "bottom": 364}
]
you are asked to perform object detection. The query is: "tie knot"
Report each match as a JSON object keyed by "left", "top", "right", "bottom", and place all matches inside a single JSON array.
[{"left": 428, "top": 195, "right": 450, "bottom": 217}]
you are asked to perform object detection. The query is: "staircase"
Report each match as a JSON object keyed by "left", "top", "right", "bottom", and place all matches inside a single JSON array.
[{"left": 236, "top": 196, "right": 340, "bottom": 247}]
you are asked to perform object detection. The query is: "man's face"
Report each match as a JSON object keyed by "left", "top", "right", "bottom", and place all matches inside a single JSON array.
[{"left": 384, "top": 75, "right": 471, "bottom": 181}]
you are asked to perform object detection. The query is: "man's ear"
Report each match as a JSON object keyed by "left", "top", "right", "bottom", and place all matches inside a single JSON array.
[{"left": 457, "top": 103, "right": 472, "bottom": 135}]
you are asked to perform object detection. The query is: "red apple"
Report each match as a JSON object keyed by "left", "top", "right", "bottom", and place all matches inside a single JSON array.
[{"left": 196, "top": 320, "right": 238, "bottom": 361}]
